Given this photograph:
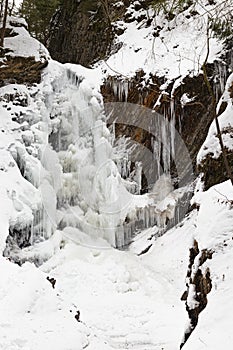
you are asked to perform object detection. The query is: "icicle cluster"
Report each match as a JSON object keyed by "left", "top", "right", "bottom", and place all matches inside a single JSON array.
[
  {"left": 1, "top": 60, "right": 193, "bottom": 258},
  {"left": 107, "top": 77, "right": 132, "bottom": 102}
]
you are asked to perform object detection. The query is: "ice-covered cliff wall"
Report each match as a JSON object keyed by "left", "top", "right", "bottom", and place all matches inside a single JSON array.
[{"left": 1, "top": 17, "right": 186, "bottom": 262}]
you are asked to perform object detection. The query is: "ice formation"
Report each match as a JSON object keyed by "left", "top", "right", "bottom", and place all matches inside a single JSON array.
[
  {"left": 0, "top": 18, "right": 194, "bottom": 260},
  {"left": 43, "top": 66, "right": 192, "bottom": 249}
]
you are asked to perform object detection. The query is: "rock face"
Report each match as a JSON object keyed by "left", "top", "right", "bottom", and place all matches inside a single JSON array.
[
  {"left": 199, "top": 150, "right": 233, "bottom": 190},
  {"left": 198, "top": 76, "right": 233, "bottom": 190},
  {"left": 48, "top": 0, "right": 154, "bottom": 66},
  {"left": 0, "top": 19, "right": 48, "bottom": 87},
  {"left": 180, "top": 240, "right": 213, "bottom": 348},
  {"left": 48, "top": 0, "right": 116, "bottom": 66},
  {"left": 102, "top": 68, "right": 219, "bottom": 188},
  {"left": 48, "top": 0, "right": 233, "bottom": 189},
  {"left": 0, "top": 56, "right": 48, "bottom": 87}
]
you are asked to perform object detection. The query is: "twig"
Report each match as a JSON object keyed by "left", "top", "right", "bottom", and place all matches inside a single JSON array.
[{"left": 214, "top": 188, "right": 233, "bottom": 203}]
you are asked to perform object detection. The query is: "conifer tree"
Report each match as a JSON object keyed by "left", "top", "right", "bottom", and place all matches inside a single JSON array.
[{"left": 20, "top": 0, "right": 60, "bottom": 45}]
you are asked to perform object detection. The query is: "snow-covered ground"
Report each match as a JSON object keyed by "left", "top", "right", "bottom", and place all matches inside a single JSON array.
[
  {"left": 1, "top": 180, "right": 233, "bottom": 349},
  {"left": 0, "top": 1, "right": 233, "bottom": 349}
]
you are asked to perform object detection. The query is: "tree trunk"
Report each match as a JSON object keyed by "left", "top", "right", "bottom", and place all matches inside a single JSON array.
[
  {"left": 0, "top": 1, "right": 4, "bottom": 19},
  {"left": 0, "top": 0, "right": 8, "bottom": 48}
]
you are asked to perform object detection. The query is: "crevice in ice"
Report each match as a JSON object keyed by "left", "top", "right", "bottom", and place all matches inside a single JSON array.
[
  {"left": 66, "top": 68, "right": 84, "bottom": 87},
  {"left": 137, "top": 243, "right": 153, "bottom": 256},
  {"left": 3, "top": 225, "right": 32, "bottom": 264},
  {"left": 7, "top": 225, "right": 32, "bottom": 249}
]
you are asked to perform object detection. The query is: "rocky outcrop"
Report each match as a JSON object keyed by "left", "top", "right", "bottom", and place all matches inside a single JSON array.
[
  {"left": 102, "top": 66, "right": 221, "bottom": 189},
  {"left": 48, "top": 0, "right": 233, "bottom": 192},
  {"left": 198, "top": 78, "right": 233, "bottom": 190},
  {"left": 48, "top": 0, "right": 117, "bottom": 66},
  {"left": 180, "top": 240, "right": 213, "bottom": 348},
  {"left": 199, "top": 149, "right": 233, "bottom": 190},
  {"left": 0, "top": 20, "right": 48, "bottom": 87},
  {"left": 48, "top": 0, "right": 154, "bottom": 66},
  {"left": 0, "top": 55, "right": 48, "bottom": 87}
]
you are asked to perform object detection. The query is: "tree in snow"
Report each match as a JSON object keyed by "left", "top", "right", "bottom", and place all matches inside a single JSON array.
[{"left": 150, "top": 0, "right": 193, "bottom": 19}]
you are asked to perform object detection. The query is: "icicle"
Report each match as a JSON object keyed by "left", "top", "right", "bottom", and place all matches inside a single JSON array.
[
  {"left": 116, "top": 225, "right": 124, "bottom": 248},
  {"left": 134, "top": 162, "right": 142, "bottom": 194},
  {"left": 113, "top": 79, "right": 118, "bottom": 97},
  {"left": 170, "top": 99, "right": 176, "bottom": 159},
  {"left": 124, "top": 81, "right": 129, "bottom": 102}
]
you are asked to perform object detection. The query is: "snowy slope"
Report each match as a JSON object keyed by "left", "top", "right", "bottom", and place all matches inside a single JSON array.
[
  {"left": 2, "top": 180, "right": 232, "bottom": 349},
  {"left": 96, "top": 1, "right": 225, "bottom": 82},
  {"left": 183, "top": 180, "right": 233, "bottom": 349},
  {"left": 2, "top": 16, "right": 48, "bottom": 62},
  {"left": 0, "top": 257, "right": 89, "bottom": 350},
  {"left": 198, "top": 72, "right": 233, "bottom": 162}
]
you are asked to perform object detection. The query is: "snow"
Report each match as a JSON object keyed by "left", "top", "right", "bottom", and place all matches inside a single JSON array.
[
  {"left": 197, "top": 72, "right": 233, "bottom": 163},
  {"left": 192, "top": 180, "right": 233, "bottom": 249},
  {"left": 8, "top": 0, "right": 22, "bottom": 10},
  {"left": 0, "top": 258, "right": 88, "bottom": 350},
  {"left": 3, "top": 17, "right": 49, "bottom": 62},
  {"left": 0, "top": 2, "right": 233, "bottom": 349},
  {"left": 40, "top": 237, "right": 188, "bottom": 349},
  {"left": 1, "top": 179, "right": 233, "bottom": 349},
  {"left": 96, "top": 1, "right": 223, "bottom": 81}
]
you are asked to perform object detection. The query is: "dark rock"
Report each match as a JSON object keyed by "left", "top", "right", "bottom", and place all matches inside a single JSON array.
[
  {"left": 48, "top": 0, "right": 116, "bottom": 66},
  {"left": 180, "top": 241, "right": 213, "bottom": 348},
  {"left": 48, "top": 0, "right": 154, "bottom": 66},
  {"left": 198, "top": 148, "right": 233, "bottom": 190},
  {"left": 0, "top": 56, "right": 48, "bottom": 87},
  {"left": 102, "top": 70, "right": 216, "bottom": 188},
  {"left": 102, "top": 53, "right": 233, "bottom": 192},
  {"left": 0, "top": 27, "right": 18, "bottom": 38},
  {"left": 74, "top": 310, "right": 81, "bottom": 322},
  {"left": 180, "top": 290, "right": 188, "bottom": 301},
  {"left": 46, "top": 276, "right": 56, "bottom": 289}
]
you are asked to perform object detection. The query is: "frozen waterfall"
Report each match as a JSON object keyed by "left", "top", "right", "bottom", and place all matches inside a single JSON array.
[{"left": 2, "top": 61, "right": 193, "bottom": 261}]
